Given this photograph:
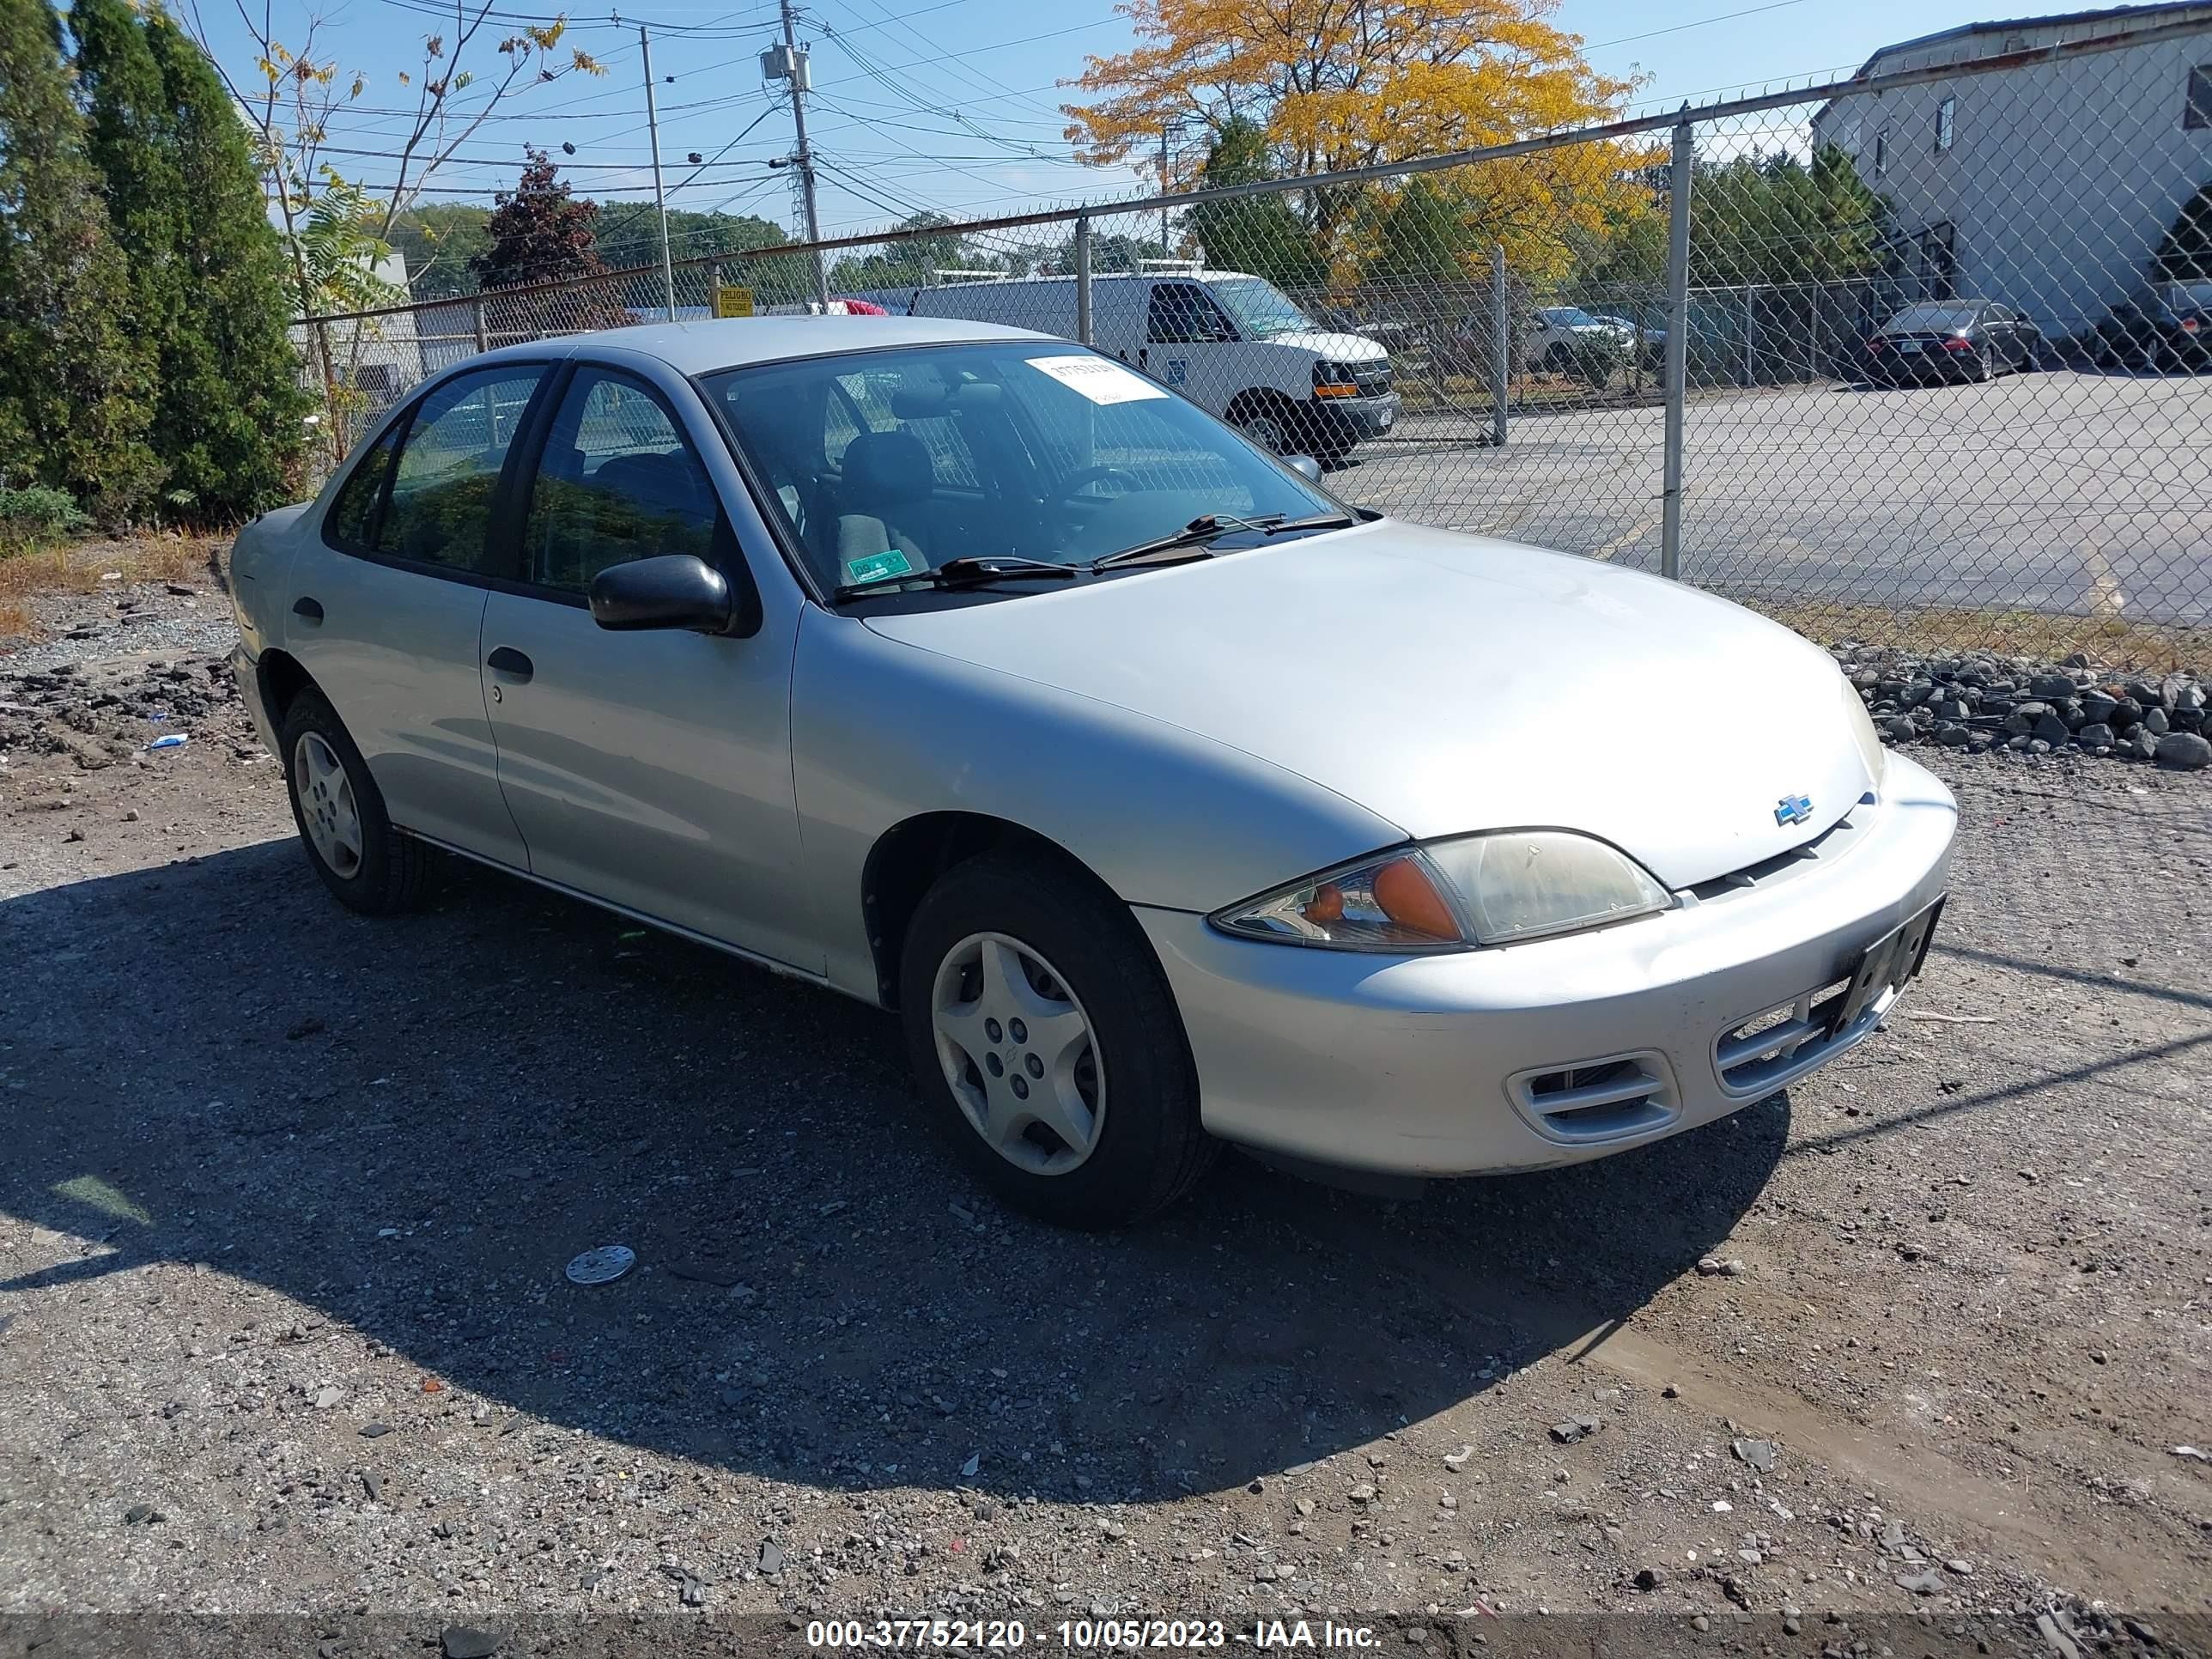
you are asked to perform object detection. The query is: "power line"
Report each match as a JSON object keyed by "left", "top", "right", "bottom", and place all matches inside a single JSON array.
[{"left": 1583, "top": 0, "right": 1814, "bottom": 53}]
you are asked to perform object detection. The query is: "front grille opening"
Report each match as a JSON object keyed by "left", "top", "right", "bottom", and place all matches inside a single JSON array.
[
  {"left": 1716, "top": 977, "right": 1855, "bottom": 1094},
  {"left": 1686, "top": 808, "right": 1865, "bottom": 905},
  {"left": 1528, "top": 1057, "right": 1641, "bottom": 1098},
  {"left": 1510, "top": 1051, "right": 1678, "bottom": 1145}
]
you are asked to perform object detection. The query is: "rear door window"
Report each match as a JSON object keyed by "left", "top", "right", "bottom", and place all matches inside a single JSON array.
[{"left": 376, "top": 368, "right": 544, "bottom": 573}]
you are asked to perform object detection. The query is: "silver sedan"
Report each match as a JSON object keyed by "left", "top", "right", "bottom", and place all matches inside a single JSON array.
[{"left": 229, "top": 317, "right": 1957, "bottom": 1228}]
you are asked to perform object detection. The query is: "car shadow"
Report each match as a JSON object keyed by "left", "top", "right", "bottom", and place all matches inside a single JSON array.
[{"left": 0, "top": 839, "right": 1785, "bottom": 1502}]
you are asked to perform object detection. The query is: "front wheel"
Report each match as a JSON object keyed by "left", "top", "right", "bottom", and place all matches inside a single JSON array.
[
  {"left": 899, "top": 851, "right": 1216, "bottom": 1228},
  {"left": 1233, "top": 404, "right": 1291, "bottom": 454}
]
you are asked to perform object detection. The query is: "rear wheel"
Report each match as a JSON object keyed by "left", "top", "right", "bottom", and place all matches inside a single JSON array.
[
  {"left": 899, "top": 850, "right": 1216, "bottom": 1228},
  {"left": 279, "top": 688, "right": 430, "bottom": 915}
]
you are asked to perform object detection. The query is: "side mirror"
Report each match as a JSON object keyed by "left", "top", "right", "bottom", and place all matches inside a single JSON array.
[
  {"left": 1284, "top": 453, "right": 1324, "bottom": 483},
  {"left": 589, "top": 554, "right": 734, "bottom": 632}
]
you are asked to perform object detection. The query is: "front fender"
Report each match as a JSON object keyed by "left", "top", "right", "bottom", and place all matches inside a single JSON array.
[{"left": 792, "top": 607, "right": 1406, "bottom": 1000}]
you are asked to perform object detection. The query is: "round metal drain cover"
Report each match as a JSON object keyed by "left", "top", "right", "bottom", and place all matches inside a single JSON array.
[{"left": 564, "top": 1245, "right": 636, "bottom": 1286}]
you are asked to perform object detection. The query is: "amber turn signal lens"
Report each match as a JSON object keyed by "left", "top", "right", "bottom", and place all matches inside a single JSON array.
[
  {"left": 1372, "top": 857, "right": 1460, "bottom": 941},
  {"left": 1302, "top": 881, "right": 1346, "bottom": 925}
]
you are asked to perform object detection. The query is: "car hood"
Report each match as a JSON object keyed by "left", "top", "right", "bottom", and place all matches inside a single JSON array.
[
  {"left": 1261, "top": 328, "right": 1388, "bottom": 362},
  {"left": 862, "top": 522, "right": 1876, "bottom": 891}
]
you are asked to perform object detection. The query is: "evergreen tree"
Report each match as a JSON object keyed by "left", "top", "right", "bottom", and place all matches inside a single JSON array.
[
  {"left": 1191, "top": 118, "right": 1327, "bottom": 291},
  {"left": 0, "top": 0, "right": 159, "bottom": 518},
  {"left": 71, "top": 0, "right": 184, "bottom": 381},
  {"left": 147, "top": 11, "right": 308, "bottom": 515},
  {"left": 1365, "top": 178, "right": 1468, "bottom": 284}
]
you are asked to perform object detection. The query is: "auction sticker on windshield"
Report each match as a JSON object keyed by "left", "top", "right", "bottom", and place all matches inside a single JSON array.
[{"left": 1029, "top": 355, "right": 1169, "bottom": 404}]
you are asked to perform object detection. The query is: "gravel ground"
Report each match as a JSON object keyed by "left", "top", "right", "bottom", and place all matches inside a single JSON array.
[{"left": 3, "top": 584, "right": 2209, "bottom": 1656}]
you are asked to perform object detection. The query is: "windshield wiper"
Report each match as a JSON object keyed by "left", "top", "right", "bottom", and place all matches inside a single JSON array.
[
  {"left": 1256, "top": 511, "right": 1359, "bottom": 536},
  {"left": 1088, "top": 514, "right": 1288, "bottom": 571},
  {"left": 1089, "top": 510, "right": 1361, "bottom": 573},
  {"left": 833, "top": 555, "right": 1079, "bottom": 600}
]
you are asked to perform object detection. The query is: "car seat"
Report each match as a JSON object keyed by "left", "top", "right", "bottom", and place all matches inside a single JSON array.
[{"left": 836, "top": 429, "right": 939, "bottom": 567}]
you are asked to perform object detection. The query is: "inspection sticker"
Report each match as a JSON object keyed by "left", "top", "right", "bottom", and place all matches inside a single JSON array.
[
  {"left": 843, "top": 548, "right": 915, "bottom": 585},
  {"left": 1028, "top": 354, "right": 1169, "bottom": 404}
]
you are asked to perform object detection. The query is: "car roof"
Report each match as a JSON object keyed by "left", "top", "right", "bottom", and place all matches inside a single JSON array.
[{"left": 466, "top": 314, "right": 1061, "bottom": 378}]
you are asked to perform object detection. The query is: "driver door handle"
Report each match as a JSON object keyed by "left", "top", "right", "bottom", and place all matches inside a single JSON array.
[{"left": 486, "top": 646, "right": 533, "bottom": 682}]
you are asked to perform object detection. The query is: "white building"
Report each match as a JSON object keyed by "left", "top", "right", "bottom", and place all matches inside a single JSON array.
[{"left": 1811, "top": 2, "right": 2212, "bottom": 337}]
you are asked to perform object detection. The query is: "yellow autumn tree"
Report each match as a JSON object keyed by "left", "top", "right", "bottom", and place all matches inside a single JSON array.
[{"left": 1063, "top": 0, "right": 1648, "bottom": 282}]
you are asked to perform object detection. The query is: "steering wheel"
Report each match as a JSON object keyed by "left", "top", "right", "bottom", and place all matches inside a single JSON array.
[{"left": 1048, "top": 465, "right": 1141, "bottom": 508}]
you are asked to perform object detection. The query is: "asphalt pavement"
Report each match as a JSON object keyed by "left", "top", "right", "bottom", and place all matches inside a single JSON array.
[{"left": 1342, "top": 369, "right": 2212, "bottom": 625}]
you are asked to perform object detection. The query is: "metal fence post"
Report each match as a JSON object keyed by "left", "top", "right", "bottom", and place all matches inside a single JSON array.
[
  {"left": 1660, "top": 112, "right": 1692, "bottom": 581},
  {"left": 1741, "top": 286, "right": 1753, "bottom": 386},
  {"left": 1490, "top": 243, "right": 1509, "bottom": 447},
  {"left": 471, "top": 296, "right": 488, "bottom": 355},
  {"left": 1075, "top": 215, "right": 1093, "bottom": 346}
]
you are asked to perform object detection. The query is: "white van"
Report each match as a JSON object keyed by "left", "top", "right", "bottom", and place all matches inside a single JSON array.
[{"left": 908, "top": 270, "right": 1401, "bottom": 465}]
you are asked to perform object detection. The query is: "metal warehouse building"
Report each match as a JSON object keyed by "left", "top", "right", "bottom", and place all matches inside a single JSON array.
[{"left": 1811, "top": 1, "right": 2212, "bottom": 337}]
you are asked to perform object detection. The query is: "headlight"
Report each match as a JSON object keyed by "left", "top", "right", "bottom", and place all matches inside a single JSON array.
[
  {"left": 1312, "top": 360, "right": 1360, "bottom": 398},
  {"left": 1211, "top": 831, "right": 1672, "bottom": 952},
  {"left": 1841, "top": 672, "right": 1887, "bottom": 787}
]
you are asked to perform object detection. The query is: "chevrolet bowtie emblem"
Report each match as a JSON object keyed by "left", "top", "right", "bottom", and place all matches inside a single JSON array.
[{"left": 1774, "top": 793, "right": 1814, "bottom": 827}]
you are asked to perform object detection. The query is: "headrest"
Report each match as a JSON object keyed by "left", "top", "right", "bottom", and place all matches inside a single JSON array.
[{"left": 840, "top": 429, "right": 933, "bottom": 507}]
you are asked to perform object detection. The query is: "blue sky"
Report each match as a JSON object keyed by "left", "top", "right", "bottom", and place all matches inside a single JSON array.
[{"left": 182, "top": 0, "right": 2100, "bottom": 252}]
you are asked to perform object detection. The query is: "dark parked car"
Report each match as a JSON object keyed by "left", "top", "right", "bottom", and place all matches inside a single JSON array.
[
  {"left": 2092, "top": 280, "right": 2212, "bottom": 371},
  {"left": 1864, "top": 301, "right": 2042, "bottom": 384}
]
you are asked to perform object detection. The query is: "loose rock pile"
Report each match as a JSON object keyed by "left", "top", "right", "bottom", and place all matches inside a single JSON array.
[
  {"left": 1832, "top": 646, "right": 2209, "bottom": 770},
  {"left": 0, "top": 651, "right": 250, "bottom": 769}
]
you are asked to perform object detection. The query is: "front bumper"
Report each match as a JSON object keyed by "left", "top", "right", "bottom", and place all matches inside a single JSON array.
[
  {"left": 1315, "top": 390, "right": 1401, "bottom": 441},
  {"left": 1136, "top": 752, "right": 1957, "bottom": 1177}
]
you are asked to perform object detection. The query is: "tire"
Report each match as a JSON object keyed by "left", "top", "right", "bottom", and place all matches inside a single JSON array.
[
  {"left": 1969, "top": 347, "right": 1994, "bottom": 383},
  {"left": 898, "top": 849, "right": 1218, "bottom": 1228},
  {"left": 1540, "top": 343, "right": 1572, "bottom": 376},
  {"left": 1231, "top": 398, "right": 1292, "bottom": 455},
  {"left": 278, "top": 686, "right": 432, "bottom": 915}
]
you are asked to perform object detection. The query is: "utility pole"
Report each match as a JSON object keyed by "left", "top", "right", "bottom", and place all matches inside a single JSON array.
[
  {"left": 639, "top": 26, "right": 677, "bottom": 322},
  {"left": 765, "top": 0, "right": 828, "bottom": 306},
  {"left": 1158, "top": 122, "right": 1171, "bottom": 255}
]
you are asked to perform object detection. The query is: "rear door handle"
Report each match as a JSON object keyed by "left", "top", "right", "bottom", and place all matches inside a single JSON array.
[
  {"left": 485, "top": 646, "right": 533, "bottom": 682},
  {"left": 292, "top": 596, "right": 324, "bottom": 623}
]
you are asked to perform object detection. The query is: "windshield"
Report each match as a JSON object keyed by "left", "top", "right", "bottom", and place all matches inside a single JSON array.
[
  {"left": 1540, "top": 307, "right": 1601, "bottom": 328},
  {"left": 2163, "top": 280, "right": 2212, "bottom": 310},
  {"left": 701, "top": 343, "right": 1340, "bottom": 597},
  {"left": 1884, "top": 303, "right": 1978, "bottom": 332},
  {"left": 1203, "top": 276, "right": 1315, "bottom": 338}
]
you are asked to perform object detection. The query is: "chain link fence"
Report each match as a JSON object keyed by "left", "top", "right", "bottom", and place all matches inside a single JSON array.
[{"left": 300, "top": 10, "right": 2212, "bottom": 666}]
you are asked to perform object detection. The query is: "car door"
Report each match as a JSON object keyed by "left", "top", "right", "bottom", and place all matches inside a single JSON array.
[
  {"left": 1144, "top": 280, "right": 1239, "bottom": 415},
  {"left": 289, "top": 364, "right": 549, "bottom": 865},
  {"left": 1987, "top": 306, "right": 2021, "bottom": 368},
  {"left": 477, "top": 360, "right": 816, "bottom": 971}
]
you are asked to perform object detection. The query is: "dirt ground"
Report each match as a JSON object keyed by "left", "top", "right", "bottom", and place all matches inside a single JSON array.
[{"left": 2, "top": 580, "right": 2209, "bottom": 1657}]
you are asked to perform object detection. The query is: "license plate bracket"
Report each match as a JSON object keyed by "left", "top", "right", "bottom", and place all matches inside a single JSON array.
[{"left": 1829, "top": 896, "right": 1945, "bottom": 1036}]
